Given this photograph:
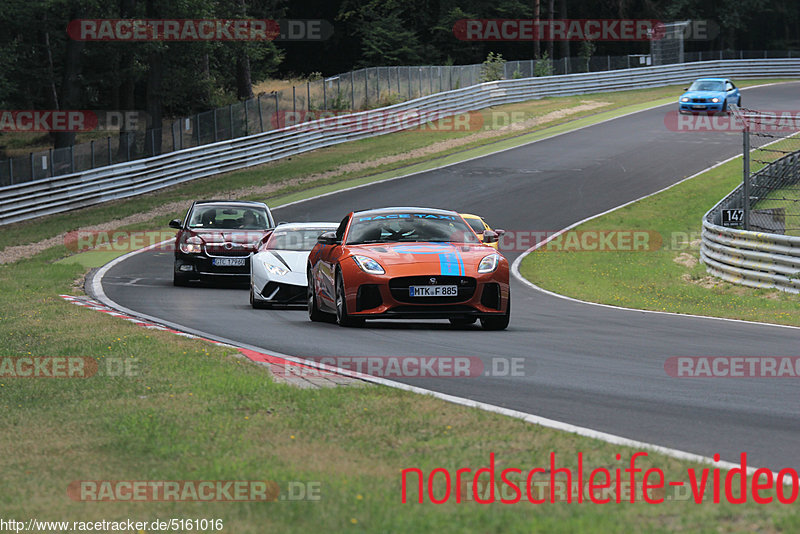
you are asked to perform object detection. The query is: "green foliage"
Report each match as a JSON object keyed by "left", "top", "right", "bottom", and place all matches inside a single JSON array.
[
  {"left": 480, "top": 52, "right": 506, "bottom": 82},
  {"left": 512, "top": 66, "right": 524, "bottom": 79},
  {"left": 534, "top": 52, "right": 554, "bottom": 77},
  {"left": 579, "top": 40, "right": 596, "bottom": 73}
]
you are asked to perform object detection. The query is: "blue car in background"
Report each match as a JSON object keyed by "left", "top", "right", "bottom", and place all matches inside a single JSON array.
[{"left": 678, "top": 78, "right": 741, "bottom": 114}]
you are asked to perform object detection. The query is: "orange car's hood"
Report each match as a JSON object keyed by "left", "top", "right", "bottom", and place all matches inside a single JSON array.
[{"left": 348, "top": 242, "right": 498, "bottom": 275}]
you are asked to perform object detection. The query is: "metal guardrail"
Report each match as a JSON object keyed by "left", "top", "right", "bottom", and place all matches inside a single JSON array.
[
  {"left": 3, "top": 58, "right": 800, "bottom": 226},
  {"left": 701, "top": 151, "right": 800, "bottom": 294}
]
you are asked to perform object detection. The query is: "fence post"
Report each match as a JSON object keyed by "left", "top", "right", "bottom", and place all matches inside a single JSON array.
[
  {"left": 91, "top": 140, "right": 95, "bottom": 168},
  {"left": 213, "top": 109, "right": 218, "bottom": 142},
  {"left": 196, "top": 114, "right": 201, "bottom": 145},
  {"left": 274, "top": 92, "right": 279, "bottom": 126},
  {"left": 307, "top": 82, "right": 311, "bottom": 110},
  {"left": 29, "top": 152, "right": 34, "bottom": 180},
  {"left": 244, "top": 100, "right": 249, "bottom": 135},
  {"left": 350, "top": 71, "right": 355, "bottom": 109},
  {"left": 376, "top": 67, "right": 380, "bottom": 103},
  {"left": 408, "top": 66, "right": 412, "bottom": 100},
  {"left": 228, "top": 104, "right": 233, "bottom": 139},
  {"left": 257, "top": 96, "right": 263, "bottom": 132},
  {"left": 8, "top": 158, "right": 12, "bottom": 185},
  {"left": 323, "top": 80, "right": 327, "bottom": 110},
  {"left": 49, "top": 148, "right": 53, "bottom": 177},
  {"left": 396, "top": 66, "right": 400, "bottom": 95},
  {"left": 107, "top": 136, "right": 111, "bottom": 165},
  {"left": 292, "top": 85, "right": 296, "bottom": 114},
  {"left": 179, "top": 122, "right": 183, "bottom": 149},
  {"left": 743, "top": 127, "right": 750, "bottom": 231},
  {"left": 126, "top": 132, "right": 131, "bottom": 161}
]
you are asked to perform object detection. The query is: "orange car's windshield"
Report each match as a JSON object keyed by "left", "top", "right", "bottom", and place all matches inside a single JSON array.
[{"left": 346, "top": 213, "right": 480, "bottom": 245}]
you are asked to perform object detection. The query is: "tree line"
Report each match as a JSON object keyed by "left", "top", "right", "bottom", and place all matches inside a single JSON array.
[{"left": 0, "top": 0, "right": 796, "bottom": 150}]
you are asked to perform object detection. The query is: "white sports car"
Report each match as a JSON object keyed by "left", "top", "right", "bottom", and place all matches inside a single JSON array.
[{"left": 249, "top": 222, "right": 338, "bottom": 308}]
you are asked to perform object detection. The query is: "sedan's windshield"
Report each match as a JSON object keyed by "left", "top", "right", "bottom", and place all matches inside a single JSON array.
[
  {"left": 267, "top": 228, "right": 332, "bottom": 251},
  {"left": 346, "top": 213, "right": 480, "bottom": 245},
  {"left": 188, "top": 206, "right": 270, "bottom": 229},
  {"left": 688, "top": 80, "right": 725, "bottom": 92}
]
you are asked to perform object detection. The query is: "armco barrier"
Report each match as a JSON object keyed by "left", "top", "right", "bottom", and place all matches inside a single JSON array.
[
  {"left": 2, "top": 59, "right": 800, "bottom": 226},
  {"left": 701, "top": 151, "right": 800, "bottom": 294}
]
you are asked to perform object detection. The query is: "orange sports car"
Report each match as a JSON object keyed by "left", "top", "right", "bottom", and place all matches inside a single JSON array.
[{"left": 307, "top": 207, "right": 510, "bottom": 329}]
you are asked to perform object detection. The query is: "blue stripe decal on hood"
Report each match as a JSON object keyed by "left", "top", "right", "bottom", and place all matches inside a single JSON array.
[{"left": 439, "top": 252, "right": 460, "bottom": 275}]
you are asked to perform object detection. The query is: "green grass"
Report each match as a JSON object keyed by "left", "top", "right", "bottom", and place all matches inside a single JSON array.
[
  {"left": 2, "top": 80, "right": 800, "bottom": 532},
  {"left": 2, "top": 252, "right": 800, "bottom": 531},
  {"left": 519, "top": 157, "right": 800, "bottom": 325}
]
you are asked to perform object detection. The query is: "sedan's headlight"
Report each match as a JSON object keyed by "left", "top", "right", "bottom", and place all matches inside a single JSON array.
[
  {"left": 180, "top": 235, "right": 203, "bottom": 254},
  {"left": 478, "top": 253, "right": 500, "bottom": 273},
  {"left": 680, "top": 97, "right": 690, "bottom": 102},
  {"left": 352, "top": 255, "right": 385, "bottom": 275},
  {"left": 711, "top": 97, "right": 720, "bottom": 103},
  {"left": 266, "top": 264, "right": 289, "bottom": 276}
]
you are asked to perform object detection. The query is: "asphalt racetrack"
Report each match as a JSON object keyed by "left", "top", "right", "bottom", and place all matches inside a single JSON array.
[{"left": 95, "top": 83, "right": 800, "bottom": 472}]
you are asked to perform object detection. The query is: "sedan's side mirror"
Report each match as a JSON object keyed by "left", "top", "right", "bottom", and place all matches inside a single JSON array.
[
  {"left": 683, "top": 87, "right": 688, "bottom": 91},
  {"left": 317, "top": 231, "right": 339, "bottom": 245},
  {"left": 169, "top": 219, "right": 182, "bottom": 229},
  {"left": 483, "top": 230, "right": 499, "bottom": 243}
]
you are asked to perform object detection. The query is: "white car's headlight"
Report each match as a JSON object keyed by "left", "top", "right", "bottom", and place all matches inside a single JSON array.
[
  {"left": 478, "top": 253, "right": 500, "bottom": 273},
  {"left": 352, "top": 255, "right": 384, "bottom": 275},
  {"left": 680, "top": 97, "right": 690, "bottom": 102},
  {"left": 266, "top": 264, "right": 289, "bottom": 276},
  {"left": 711, "top": 97, "right": 720, "bottom": 103}
]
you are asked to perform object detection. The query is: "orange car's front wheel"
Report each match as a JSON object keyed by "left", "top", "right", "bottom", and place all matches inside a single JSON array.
[{"left": 335, "top": 269, "right": 365, "bottom": 328}]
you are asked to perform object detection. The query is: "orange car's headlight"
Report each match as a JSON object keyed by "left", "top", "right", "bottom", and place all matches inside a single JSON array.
[
  {"left": 352, "top": 255, "right": 385, "bottom": 275},
  {"left": 478, "top": 253, "right": 500, "bottom": 273}
]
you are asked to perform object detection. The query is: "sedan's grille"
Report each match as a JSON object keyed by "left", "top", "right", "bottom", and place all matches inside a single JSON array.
[
  {"left": 691, "top": 98, "right": 709, "bottom": 103},
  {"left": 389, "top": 276, "right": 476, "bottom": 304}
]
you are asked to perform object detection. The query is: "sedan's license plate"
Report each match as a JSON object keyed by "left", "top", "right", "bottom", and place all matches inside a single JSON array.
[
  {"left": 212, "top": 257, "right": 246, "bottom": 267},
  {"left": 409, "top": 285, "right": 457, "bottom": 297},
  {"left": 692, "top": 105, "right": 706, "bottom": 109}
]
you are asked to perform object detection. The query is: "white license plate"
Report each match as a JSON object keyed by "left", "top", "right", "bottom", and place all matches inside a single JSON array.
[
  {"left": 212, "top": 257, "right": 246, "bottom": 267},
  {"left": 692, "top": 105, "right": 706, "bottom": 109},
  {"left": 409, "top": 285, "right": 458, "bottom": 297}
]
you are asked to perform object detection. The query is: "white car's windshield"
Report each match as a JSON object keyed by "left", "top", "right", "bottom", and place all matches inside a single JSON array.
[
  {"left": 346, "top": 212, "right": 480, "bottom": 245},
  {"left": 267, "top": 228, "right": 332, "bottom": 251}
]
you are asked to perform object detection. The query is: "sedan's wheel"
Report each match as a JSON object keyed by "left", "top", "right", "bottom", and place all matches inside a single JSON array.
[
  {"left": 307, "top": 269, "right": 327, "bottom": 322},
  {"left": 335, "top": 270, "right": 364, "bottom": 327},
  {"left": 250, "top": 285, "right": 269, "bottom": 309},
  {"left": 449, "top": 317, "right": 477, "bottom": 327},
  {"left": 480, "top": 293, "right": 510, "bottom": 331},
  {"left": 737, "top": 97, "right": 741, "bottom": 107},
  {"left": 722, "top": 99, "right": 728, "bottom": 112}
]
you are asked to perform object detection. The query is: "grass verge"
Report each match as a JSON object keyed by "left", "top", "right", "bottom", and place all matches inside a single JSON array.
[
  {"left": 518, "top": 157, "right": 800, "bottom": 325},
  {"left": 1, "top": 80, "right": 799, "bottom": 531}
]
